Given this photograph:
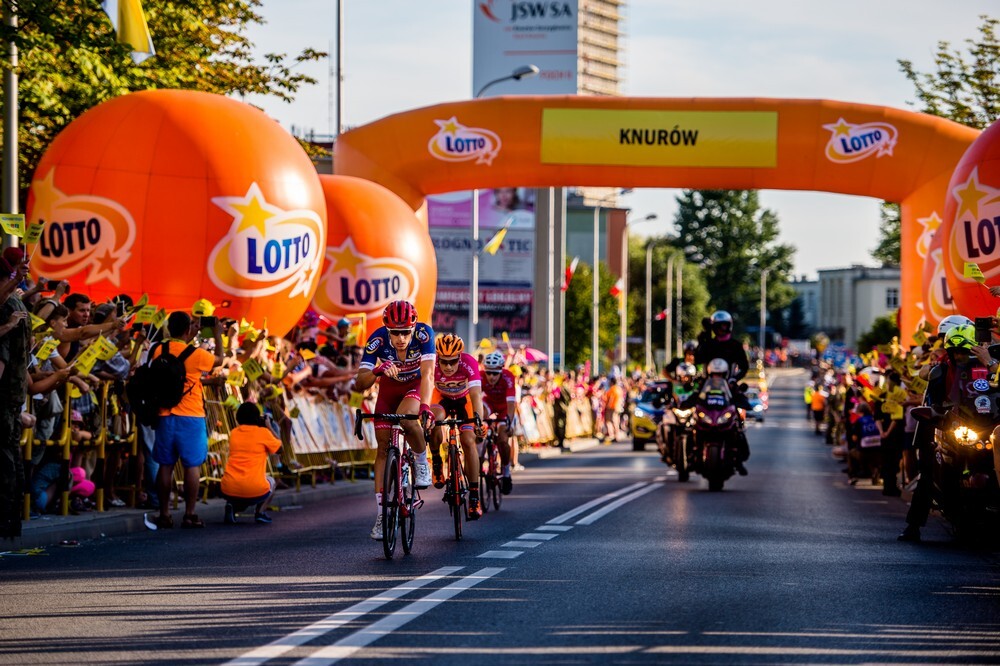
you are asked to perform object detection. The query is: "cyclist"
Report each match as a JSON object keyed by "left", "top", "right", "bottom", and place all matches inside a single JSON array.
[
  {"left": 481, "top": 351, "right": 516, "bottom": 495},
  {"left": 354, "top": 300, "right": 435, "bottom": 540},
  {"left": 429, "top": 333, "right": 487, "bottom": 520}
]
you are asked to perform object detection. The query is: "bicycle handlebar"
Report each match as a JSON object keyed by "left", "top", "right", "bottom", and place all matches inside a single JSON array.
[
  {"left": 354, "top": 409, "right": 419, "bottom": 440},
  {"left": 433, "top": 416, "right": 480, "bottom": 429}
]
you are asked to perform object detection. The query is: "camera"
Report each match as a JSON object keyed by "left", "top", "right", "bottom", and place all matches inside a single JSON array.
[
  {"left": 974, "top": 317, "right": 994, "bottom": 344},
  {"left": 115, "top": 300, "right": 127, "bottom": 318},
  {"left": 200, "top": 316, "right": 217, "bottom": 329},
  {"left": 40, "top": 279, "right": 62, "bottom": 291}
]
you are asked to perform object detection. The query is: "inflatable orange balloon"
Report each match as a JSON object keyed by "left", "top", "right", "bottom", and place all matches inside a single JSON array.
[
  {"left": 311, "top": 175, "right": 437, "bottom": 327},
  {"left": 942, "top": 119, "right": 1000, "bottom": 320},
  {"left": 25, "top": 89, "right": 326, "bottom": 335},
  {"left": 921, "top": 227, "right": 958, "bottom": 327}
]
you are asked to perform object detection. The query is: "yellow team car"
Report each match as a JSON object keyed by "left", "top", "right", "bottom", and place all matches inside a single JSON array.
[{"left": 631, "top": 381, "right": 672, "bottom": 452}]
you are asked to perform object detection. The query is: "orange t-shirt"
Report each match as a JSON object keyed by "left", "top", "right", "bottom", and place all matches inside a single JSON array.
[
  {"left": 605, "top": 384, "right": 624, "bottom": 411},
  {"left": 151, "top": 341, "right": 216, "bottom": 418},
  {"left": 221, "top": 425, "right": 282, "bottom": 498}
]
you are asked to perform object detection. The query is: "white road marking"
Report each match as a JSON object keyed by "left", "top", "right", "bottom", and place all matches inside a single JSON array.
[
  {"left": 534, "top": 525, "right": 574, "bottom": 532},
  {"left": 478, "top": 550, "right": 524, "bottom": 559},
  {"left": 575, "top": 482, "right": 663, "bottom": 525},
  {"left": 294, "top": 568, "right": 505, "bottom": 665},
  {"left": 224, "top": 566, "right": 463, "bottom": 666},
  {"left": 502, "top": 540, "right": 543, "bottom": 548},
  {"left": 546, "top": 481, "right": 649, "bottom": 525},
  {"left": 517, "top": 532, "right": 559, "bottom": 541}
]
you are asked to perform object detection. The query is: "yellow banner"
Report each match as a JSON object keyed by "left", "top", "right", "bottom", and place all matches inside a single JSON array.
[{"left": 540, "top": 109, "right": 778, "bottom": 168}]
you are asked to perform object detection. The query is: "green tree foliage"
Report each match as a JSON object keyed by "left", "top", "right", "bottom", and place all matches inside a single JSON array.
[
  {"left": 673, "top": 190, "right": 796, "bottom": 336},
  {"left": 563, "top": 259, "right": 632, "bottom": 371},
  {"left": 898, "top": 15, "right": 1000, "bottom": 130},
  {"left": 856, "top": 313, "right": 900, "bottom": 352},
  {"left": 0, "top": 1, "right": 324, "bottom": 203},
  {"left": 871, "top": 202, "right": 901, "bottom": 265}
]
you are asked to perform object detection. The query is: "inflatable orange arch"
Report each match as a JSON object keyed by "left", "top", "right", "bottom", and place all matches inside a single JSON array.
[{"left": 335, "top": 96, "right": 980, "bottom": 340}]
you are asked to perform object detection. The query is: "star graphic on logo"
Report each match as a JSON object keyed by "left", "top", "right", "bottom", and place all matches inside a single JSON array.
[
  {"left": 953, "top": 168, "right": 991, "bottom": 218},
  {"left": 917, "top": 211, "right": 942, "bottom": 236},
  {"left": 29, "top": 169, "right": 64, "bottom": 222},
  {"left": 435, "top": 117, "right": 462, "bottom": 135},
  {"left": 822, "top": 118, "right": 853, "bottom": 137},
  {"left": 326, "top": 238, "right": 366, "bottom": 277},
  {"left": 213, "top": 183, "right": 281, "bottom": 237}
]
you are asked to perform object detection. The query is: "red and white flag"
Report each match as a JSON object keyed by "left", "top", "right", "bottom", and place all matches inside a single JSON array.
[
  {"left": 561, "top": 256, "right": 580, "bottom": 292},
  {"left": 654, "top": 308, "right": 669, "bottom": 321},
  {"left": 609, "top": 277, "right": 624, "bottom": 297}
]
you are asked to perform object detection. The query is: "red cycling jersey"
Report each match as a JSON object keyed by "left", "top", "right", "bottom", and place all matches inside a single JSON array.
[{"left": 482, "top": 367, "right": 516, "bottom": 414}]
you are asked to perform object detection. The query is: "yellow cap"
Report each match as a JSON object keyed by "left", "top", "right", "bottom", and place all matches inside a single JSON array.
[{"left": 192, "top": 298, "right": 215, "bottom": 317}]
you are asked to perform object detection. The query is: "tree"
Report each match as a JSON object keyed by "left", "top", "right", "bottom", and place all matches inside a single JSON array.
[
  {"left": 898, "top": 15, "right": 1000, "bottom": 130},
  {"left": 870, "top": 202, "right": 901, "bottom": 265},
  {"left": 0, "top": 1, "right": 324, "bottom": 205},
  {"left": 673, "top": 190, "right": 796, "bottom": 336},
  {"left": 563, "top": 259, "right": 635, "bottom": 371},
  {"left": 856, "top": 313, "right": 900, "bottom": 352},
  {"left": 783, "top": 296, "right": 809, "bottom": 339}
]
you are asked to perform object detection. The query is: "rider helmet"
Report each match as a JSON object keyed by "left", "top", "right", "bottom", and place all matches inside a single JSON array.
[
  {"left": 483, "top": 351, "right": 505, "bottom": 370},
  {"left": 682, "top": 340, "right": 697, "bottom": 354},
  {"left": 710, "top": 310, "right": 733, "bottom": 335},
  {"left": 943, "top": 324, "right": 976, "bottom": 351},
  {"left": 676, "top": 362, "right": 696, "bottom": 379},
  {"left": 382, "top": 300, "right": 417, "bottom": 329},
  {"left": 435, "top": 333, "right": 465, "bottom": 357},
  {"left": 706, "top": 358, "right": 729, "bottom": 376},
  {"left": 937, "top": 314, "right": 974, "bottom": 337}
]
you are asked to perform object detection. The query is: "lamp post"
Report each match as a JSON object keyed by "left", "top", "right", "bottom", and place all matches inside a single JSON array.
[
  {"left": 468, "top": 64, "right": 538, "bottom": 347},
  {"left": 665, "top": 253, "right": 674, "bottom": 365},
  {"left": 759, "top": 268, "right": 769, "bottom": 355},
  {"left": 620, "top": 212, "right": 657, "bottom": 367},
  {"left": 675, "top": 259, "right": 684, "bottom": 354},
  {"left": 592, "top": 188, "right": 630, "bottom": 375}
]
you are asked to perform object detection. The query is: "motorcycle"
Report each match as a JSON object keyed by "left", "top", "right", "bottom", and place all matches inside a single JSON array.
[
  {"left": 690, "top": 376, "right": 744, "bottom": 491},
  {"left": 658, "top": 383, "right": 697, "bottom": 482},
  {"left": 913, "top": 368, "right": 1000, "bottom": 538}
]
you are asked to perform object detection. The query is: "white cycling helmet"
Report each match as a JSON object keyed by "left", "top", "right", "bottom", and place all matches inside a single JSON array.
[
  {"left": 937, "top": 314, "right": 974, "bottom": 336},
  {"left": 676, "top": 362, "right": 696, "bottom": 379},
  {"left": 707, "top": 358, "right": 729, "bottom": 375},
  {"left": 483, "top": 351, "right": 505, "bottom": 370}
]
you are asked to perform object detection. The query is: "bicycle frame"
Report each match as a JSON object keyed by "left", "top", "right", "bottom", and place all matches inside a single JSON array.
[
  {"left": 480, "top": 417, "right": 506, "bottom": 513},
  {"left": 434, "top": 414, "right": 478, "bottom": 541}
]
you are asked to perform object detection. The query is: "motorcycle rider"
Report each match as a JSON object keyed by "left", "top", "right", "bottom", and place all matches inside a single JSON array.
[
  {"left": 899, "top": 323, "right": 998, "bottom": 542},
  {"left": 666, "top": 341, "right": 698, "bottom": 377},
  {"left": 694, "top": 311, "right": 751, "bottom": 474}
]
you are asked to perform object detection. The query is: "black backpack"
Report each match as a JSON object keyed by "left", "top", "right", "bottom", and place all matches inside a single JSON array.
[{"left": 127, "top": 341, "right": 196, "bottom": 426}]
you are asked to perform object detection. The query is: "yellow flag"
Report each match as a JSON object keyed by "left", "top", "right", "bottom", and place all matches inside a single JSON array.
[
  {"left": 35, "top": 338, "right": 59, "bottom": 361},
  {"left": 299, "top": 348, "right": 316, "bottom": 361},
  {"left": 151, "top": 307, "right": 167, "bottom": 329},
  {"left": 243, "top": 358, "right": 264, "bottom": 382},
  {"left": 964, "top": 262, "right": 986, "bottom": 283},
  {"left": 348, "top": 391, "right": 365, "bottom": 408},
  {"left": 95, "top": 336, "right": 119, "bottom": 361},
  {"left": 0, "top": 214, "right": 24, "bottom": 237},
  {"left": 29, "top": 313, "right": 46, "bottom": 331},
  {"left": 134, "top": 304, "right": 157, "bottom": 324},
  {"left": 24, "top": 221, "right": 45, "bottom": 244},
  {"left": 222, "top": 395, "right": 240, "bottom": 410},
  {"left": 101, "top": 0, "right": 155, "bottom": 64},
  {"left": 912, "top": 329, "right": 928, "bottom": 345},
  {"left": 482, "top": 225, "right": 509, "bottom": 255}
]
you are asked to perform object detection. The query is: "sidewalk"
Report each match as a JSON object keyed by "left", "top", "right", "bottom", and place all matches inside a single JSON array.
[{"left": 5, "top": 438, "right": 603, "bottom": 551}]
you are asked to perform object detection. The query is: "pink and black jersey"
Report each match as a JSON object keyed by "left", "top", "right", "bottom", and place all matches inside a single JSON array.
[
  {"left": 482, "top": 368, "right": 517, "bottom": 410},
  {"left": 433, "top": 352, "right": 481, "bottom": 399}
]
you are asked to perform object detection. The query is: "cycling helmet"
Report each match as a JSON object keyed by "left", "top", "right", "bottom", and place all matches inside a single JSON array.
[
  {"left": 435, "top": 333, "right": 465, "bottom": 357},
  {"left": 382, "top": 300, "right": 417, "bottom": 329},
  {"left": 944, "top": 324, "right": 976, "bottom": 350},
  {"left": 337, "top": 317, "right": 351, "bottom": 328},
  {"left": 483, "top": 351, "right": 505, "bottom": 370},
  {"left": 710, "top": 310, "right": 733, "bottom": 334},
  {"left": 706, "top": 358, "right": 729, "bottom": 375},
  {"left": 676, "top": 362, "right": 696, "bottom": 379},
  {"left": 937, "top": 314, "right": 974, "bottom": 336},
  {"left": 682, "top": 340, "right": 697, "bottom": 354}
]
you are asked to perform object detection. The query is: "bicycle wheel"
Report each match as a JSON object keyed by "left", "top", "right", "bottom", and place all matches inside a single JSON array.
[
  {"left": 449, "top": 445, "right": 463, "bottom": 541},
  {"left": 479, "top": 474, "right": 490, "bottom": 515},
  {"left": 382, "top": 447, "right": 399, "bottom": 559},
  {"left": 399, "top": 455, "right": 416, "bottom": 554},
  {"left": 491, "top": 447, "right": 503, "bottom": 510}
]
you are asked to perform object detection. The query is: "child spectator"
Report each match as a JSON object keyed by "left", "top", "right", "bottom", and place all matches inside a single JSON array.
[
  {"left": 221, "top": 403, "right": 282, "bottom": 524},
  {"left": 848, "top": 401, "right": 881, "bottom": 485}
]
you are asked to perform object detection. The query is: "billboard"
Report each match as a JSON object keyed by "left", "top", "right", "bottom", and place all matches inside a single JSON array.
[
  {"left": 429, "top": 189, "right": 535, "bottom": 343},
  {"left": 473, "top": 0, "right": 578, "bottom": 96}
]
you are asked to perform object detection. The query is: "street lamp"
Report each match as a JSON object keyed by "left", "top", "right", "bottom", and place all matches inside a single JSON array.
[
  {"left": 592, "top": 188, "right": 631, "bottom": 375},
  {"left": 645, "top": 234, "right": 676, "bottom": 371},
  {"left": 620, "top": 212, "right": 657, "bottom": 366},
  {"left": 469, "top": 64, "right": 538, "bottom": 348},
  {"left": 759, "top": 268, "right": 769, "bottom": 355}
]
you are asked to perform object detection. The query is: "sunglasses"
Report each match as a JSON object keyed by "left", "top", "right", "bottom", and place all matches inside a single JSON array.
[
  {"left": 387, "top": 328, "right": 414, "bottom": 337},
  {"left": 484, "top": 370, "right": 500, "bottom": 376},
  {"left": 439, "top": 357, "right": 459, "bottom": 366}
]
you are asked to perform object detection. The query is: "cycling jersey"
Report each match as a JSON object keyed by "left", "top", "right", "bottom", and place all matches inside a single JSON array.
[
  {"left": 359, "top": 323, "right": 435, "bottom": 383},
  {"left": 482, "top": 368, "right": 517, "bottom": 413},
  {"left": 433, "top": 352, "right": 481, "bottom": 399}
]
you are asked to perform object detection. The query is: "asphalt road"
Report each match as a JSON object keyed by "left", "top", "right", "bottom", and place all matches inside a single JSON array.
[{"left": 2, "top": 369, "right": 1000, "bottom": 665}]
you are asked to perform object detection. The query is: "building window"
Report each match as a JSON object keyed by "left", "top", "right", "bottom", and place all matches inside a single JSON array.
[{"left": 886, "top": 287, "right": 899, "bottom": 310}]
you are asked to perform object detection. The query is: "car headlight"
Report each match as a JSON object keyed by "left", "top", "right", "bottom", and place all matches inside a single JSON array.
[
  {"left": 634, "top": 408, "right": 646, "bottom": 418},
  {"left": 952, "top": 426, "right": 980, "bottom": 446},
  {"left": 673, "top": 408, "right": 692, "bottom": 418}
]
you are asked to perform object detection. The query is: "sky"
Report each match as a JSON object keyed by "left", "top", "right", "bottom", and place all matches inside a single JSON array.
[{"left": 246, "top": 0, "right": 997, "bottom": 279}]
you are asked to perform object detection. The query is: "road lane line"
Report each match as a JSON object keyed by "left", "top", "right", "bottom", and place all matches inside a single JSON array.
[
  {"left": 575, "top": 482, "right": 663, "bottom": 525},
  {"left": 535, "top": 525, "right": 573, "bottom": 532},
  {"left": 546, "top": 481, "right": 649, "bottom": 525},
  {"left": 517, "top": 532, "right": 559, "bottom": 541},
  {"left": 294, "top": 567, "right": 505, "bottom": 665},
  {"left": 502, "top": 540, "right": 543, "bottom": 548},
  {"left": 224, "top": 566, "right": 464, "bottom": 666},
  {"left": 478, "top": 550, "right": 524, "bottom": 559}
]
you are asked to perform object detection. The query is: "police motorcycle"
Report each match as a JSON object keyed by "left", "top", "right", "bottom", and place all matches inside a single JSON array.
[
  {"left": 912, "top": 356, "right": 1000, "bottom": 538},
  {"left": 685, "top": 358, "right": 747, "bottom": 491},
  {"left": 657, "top": 363, "right": 698, "bottom": 482},
  {"left": 631, "top": 381, "right": 672, "bottom": 452}
]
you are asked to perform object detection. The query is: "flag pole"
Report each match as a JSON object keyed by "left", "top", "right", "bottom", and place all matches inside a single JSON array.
[{"left": 2, "top": 7, "right": 18, "bottom": 251}]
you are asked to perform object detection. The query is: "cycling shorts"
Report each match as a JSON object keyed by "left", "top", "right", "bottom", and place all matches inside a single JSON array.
[
  {"left": 374, "top": 376, "right": 421, "bottom": 430},
  {"left": 433, "top": 392, "right": 475, "bottom": 432}
]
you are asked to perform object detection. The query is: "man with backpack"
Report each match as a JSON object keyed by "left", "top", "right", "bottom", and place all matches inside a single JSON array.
[{"left": 143, "top": 311, "right": 223, "bottom": 530}]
